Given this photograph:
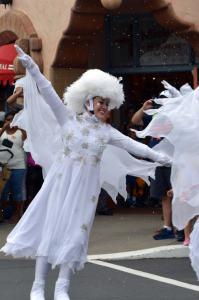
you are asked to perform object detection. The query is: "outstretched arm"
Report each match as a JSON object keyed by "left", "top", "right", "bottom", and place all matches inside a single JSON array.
[
  {"left": 108, "top": 127, "right": 171, "bottom": 166},
  {"left": 15, "top": 45, "right": 68, "bottom": 127},
  {"left": 7, "top": 87, "right": 23, "bottom": 109},
  {"left": 161, "top": 80, "right": 181, "bottom": 98},
  {"left": 132, "top": 100, "right": 153, "bottom": 126}
]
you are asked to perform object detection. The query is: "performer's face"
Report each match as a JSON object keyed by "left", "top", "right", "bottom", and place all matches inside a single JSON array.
[{"left": 93, "top": 97, "right": 110, "bottom": 119}]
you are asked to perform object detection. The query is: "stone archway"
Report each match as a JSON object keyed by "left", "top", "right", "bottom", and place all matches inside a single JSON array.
[
  {"left": 51, "top": 0, "right": 107, "bottom": 69},
  {"left": 49, "top": 0, "right": 199, "bottom": 97},
  {"left": 0, "top": 10, "right": 43, "bottom": 78}
]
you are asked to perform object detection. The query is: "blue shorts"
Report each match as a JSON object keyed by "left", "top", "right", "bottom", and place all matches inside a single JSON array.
[
  {"left": 150, "top": 167, "right": 171, "bottom": 198},
  {"left": 1, "top": 169, "right": 25, "bottom": 201},
  {"left": 126, "top": 175, "right": 137, "bottom": 188}
]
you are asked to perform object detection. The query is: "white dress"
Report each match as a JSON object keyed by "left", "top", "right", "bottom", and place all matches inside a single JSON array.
[{"left": 1, "top": 70, "right": 168, "bottom": 272}]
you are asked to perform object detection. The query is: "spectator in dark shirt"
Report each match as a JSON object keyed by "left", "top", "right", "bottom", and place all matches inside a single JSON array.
[{"left": 120, "top": 105, "right": 136, "bottom": 136}]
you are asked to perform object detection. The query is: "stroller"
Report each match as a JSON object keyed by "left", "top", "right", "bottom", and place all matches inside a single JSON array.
[{"left": 0, "top": 149, "right": 14, "bottom": 223}]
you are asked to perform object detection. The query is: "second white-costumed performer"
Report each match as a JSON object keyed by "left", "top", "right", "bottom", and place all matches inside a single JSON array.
[
  {"left": 1, "top": 46, "right": 171, "bottom": 300},
  {"left": 130, "top": 80, "right": 199, "bottom": 281}
]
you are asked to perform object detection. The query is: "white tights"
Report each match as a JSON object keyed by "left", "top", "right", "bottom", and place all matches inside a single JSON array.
[
  {"left": 35, "top": 257, "right": 51, "bottom": 281},
  {"left": 35, "top": 257, "right": 74, "bottom": 281}
]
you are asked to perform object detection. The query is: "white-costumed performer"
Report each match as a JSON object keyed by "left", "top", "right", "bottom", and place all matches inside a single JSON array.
[
  {"left": 1, "top": 46, "right": 171, "bottom": 300},
  {"left": 130, "top": 80, "right": 199, "bottom": 280}
]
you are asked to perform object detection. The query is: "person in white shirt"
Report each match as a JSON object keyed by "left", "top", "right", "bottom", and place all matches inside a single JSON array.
[{"left": 0, "top": 110, "right": 26, "bottom": 223}]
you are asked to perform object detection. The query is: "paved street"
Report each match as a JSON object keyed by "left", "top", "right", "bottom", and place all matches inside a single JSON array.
[
  {"left": 0, "top": 212, "right": 180, "bottom": 260},
  {"left": 1, "top": 258, "right": 199, "bottom": 300},
  {"left": 0, "top": 210, "right": 197, "bottom": 299}
]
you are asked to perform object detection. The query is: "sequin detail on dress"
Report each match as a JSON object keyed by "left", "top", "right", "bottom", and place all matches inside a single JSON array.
[
  {"left": 91, "top": 195, "right": 96, "bottom": 203},
  {"left": 58, "top": 173, "right": 62, "bottom": 179},
  {"left": 81, "top": 223, "right": 88, "bottom": 232},
  {"left": 64, "top": 147, "right": 71, "bottom": 157}
]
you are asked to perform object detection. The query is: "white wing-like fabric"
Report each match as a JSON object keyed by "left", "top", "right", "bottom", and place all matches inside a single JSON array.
[
  {"left": 132, "top": 88, "right": 199, "bottom": 280},
  {"left": 100, "top": 144, "right": 158, "bottom": 201},
  {"left": 132, "top": 90, "right": 199, "bottom": 231},
  {"left": 12, "top": 71, "right": 62, "bottom": 178}
]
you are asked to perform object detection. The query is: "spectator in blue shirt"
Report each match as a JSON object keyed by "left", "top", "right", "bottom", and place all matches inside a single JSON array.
[{"left": 132, "top": 91, "right": 175, "bottom": 240}]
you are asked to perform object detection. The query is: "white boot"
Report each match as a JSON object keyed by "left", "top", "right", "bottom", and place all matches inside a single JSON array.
[
  {"left": 30, "top": 279, "right": 45, "bottom": 300},
  {"left": 54, "top": 278, "right": 70, "bottom": 300}
]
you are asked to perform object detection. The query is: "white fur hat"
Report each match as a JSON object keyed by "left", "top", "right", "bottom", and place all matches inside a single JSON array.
[{"left": 63, "top": 69, "right": 124, "bottom": 114}]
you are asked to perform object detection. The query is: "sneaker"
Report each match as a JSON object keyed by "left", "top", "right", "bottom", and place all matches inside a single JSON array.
[
  {"left": 126, "top": 198, "right": 136, "bottom": 207},
  {"left": 130, "top": 203, "right": 136, "bottom": 208},
  {"left": 183, "top": 239, "right": 190, "bottom": 246},
  {"left": 177, "top": 229, "right": 185, "bottom": 242},
  {"left": 153, "top": 228, "right": 175, "bottom": 240},
  {"left": 127, "top": 198, "right": 136, "bottom": 207}
]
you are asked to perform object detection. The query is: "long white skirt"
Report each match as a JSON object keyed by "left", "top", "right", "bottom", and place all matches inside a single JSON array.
[{"left": 1, "top": 155, "right": 101, "bottom": 272}]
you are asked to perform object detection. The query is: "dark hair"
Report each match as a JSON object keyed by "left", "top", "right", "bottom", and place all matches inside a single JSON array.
[
  {"left": 125, "top": 105, "right": 136, "bottom": 116},
  {"left": 4, "top": 110, "right": 17, "bottom": 121}
]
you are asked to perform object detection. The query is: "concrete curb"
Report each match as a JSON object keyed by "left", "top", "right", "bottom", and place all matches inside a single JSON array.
[{"left": 87, "top": 245, "right": 190, "bottom": 261}]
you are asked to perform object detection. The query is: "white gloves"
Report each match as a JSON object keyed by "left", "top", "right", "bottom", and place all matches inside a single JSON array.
[
  {"left": 143, "top": 143, "right": 172, "bottom": 167},
  {"left": 161, "top": 80, "right": 172, "bottom": 92},
  {"left": 15, "top": 45, "right": 39, "bottom": 76},
  {"left": 156, "top": 153, "right": 172, "bottom": 167},
  {"left": 145, "top": 145, "right": 172, "bottom": 167},
  {"left": 161, "top": 80, "right": 181, "bottom": 98}
]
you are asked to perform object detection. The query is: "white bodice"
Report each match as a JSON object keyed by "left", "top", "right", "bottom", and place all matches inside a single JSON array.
[{"left": 58, "top": 111, "right": 111, "bottom": 167}]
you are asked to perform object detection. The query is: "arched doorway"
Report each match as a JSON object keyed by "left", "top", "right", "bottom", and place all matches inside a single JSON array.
[
  {"left": 0, "top": 10, "right": 43, "bottom": 110},
  {"left": 0, "top": 10, "right": 43, "bottom": 77}
]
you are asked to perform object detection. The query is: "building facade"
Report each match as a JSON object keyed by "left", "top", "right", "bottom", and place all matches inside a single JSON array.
[{"left": 0, "top": 0, "right": 198, "bottom": 126}]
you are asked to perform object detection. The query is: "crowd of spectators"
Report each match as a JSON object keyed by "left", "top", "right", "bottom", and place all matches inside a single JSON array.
[{"left": 0, "top": 86, "right": 44, "bottom": 224}]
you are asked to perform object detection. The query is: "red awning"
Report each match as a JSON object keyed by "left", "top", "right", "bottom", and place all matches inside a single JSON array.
[{"left": 0, "top": 43, "right": 17, "bottom": 86}]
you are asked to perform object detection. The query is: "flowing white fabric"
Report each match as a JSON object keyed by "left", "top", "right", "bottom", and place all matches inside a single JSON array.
[
  {"left": 100, "top": 144, "right": 158, "bottom": 201},
  {"left": 2, "top": 69, "right": 171, "bottom": 272},
  {"left": 12, "top": 72, "right": 63, "bottom": 178},
  {"left": 132, "top": 91, "right": 199, "bottom": 230},
  {"left": 130, "top": 88, "right": 199, "bottom": 279}
]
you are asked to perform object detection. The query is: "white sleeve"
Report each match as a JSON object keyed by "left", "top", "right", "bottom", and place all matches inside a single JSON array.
[
  {"left": 27, "top": 64, "right": 68, "bottom": 127},
  {"left": 108, "top": 127, "right": 171, "bottom": 166},
  {"left": 171, "top": 87, "right": 181, "bottom": 98}
]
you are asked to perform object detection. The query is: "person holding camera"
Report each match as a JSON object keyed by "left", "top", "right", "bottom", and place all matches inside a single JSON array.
[
  {"left": 7, "top": 86, "right": 24, "bottom": 110},
  {"left": 0, "top": 111, "right": 26, "bottom": 224},
  {"left": 132, "top": 90, "right": 175, "bottom": 240}
]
